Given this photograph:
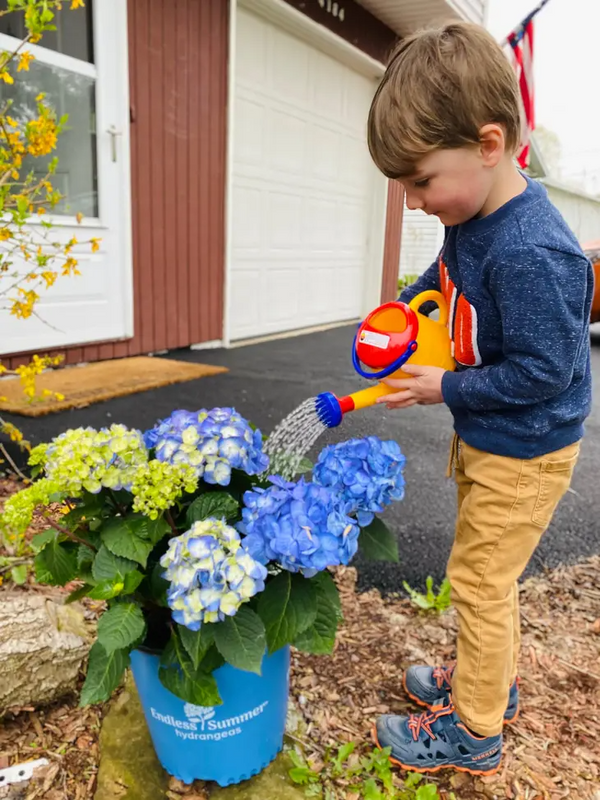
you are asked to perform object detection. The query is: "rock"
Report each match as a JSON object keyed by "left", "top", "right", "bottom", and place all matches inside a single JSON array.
[
  {"left": 94, "top": 672, "right": 168, "bottom": 800},
  {"left": 210, "top": 753, "right": 305, "bottom": 800},
  {"left": 94, "top": 674, "right": 307, "bottom": 800},
  {"left": 0, "top": 592, "right": 93, "bottom": 715}
]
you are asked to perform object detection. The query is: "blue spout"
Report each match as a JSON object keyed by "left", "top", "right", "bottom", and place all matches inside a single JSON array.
[{"left": 315, "top": 392, "right": 343, "bottom": 428}]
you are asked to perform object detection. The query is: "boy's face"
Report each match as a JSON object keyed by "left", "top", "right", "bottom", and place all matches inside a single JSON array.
[{"left": 400, "top": 146, "right": 494, "bottom": 226}]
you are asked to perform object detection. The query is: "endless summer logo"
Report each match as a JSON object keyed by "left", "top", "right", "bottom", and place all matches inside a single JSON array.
[{"left": 150, "top": 701, "right": 270, "bottom": 742}]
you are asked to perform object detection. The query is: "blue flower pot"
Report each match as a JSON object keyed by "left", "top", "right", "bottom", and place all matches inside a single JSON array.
[{"left": 130, "top": 646, "right": 290, "bottom": 787}]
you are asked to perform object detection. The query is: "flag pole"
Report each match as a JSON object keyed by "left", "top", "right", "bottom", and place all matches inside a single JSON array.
[{"left": 500, "top": 0, "right": 553, "bottom": 47}]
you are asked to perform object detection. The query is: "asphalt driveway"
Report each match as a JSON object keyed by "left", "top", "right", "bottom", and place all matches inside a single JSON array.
[{"left": 3, "top": 326, "right": 599, "bottom": 594}]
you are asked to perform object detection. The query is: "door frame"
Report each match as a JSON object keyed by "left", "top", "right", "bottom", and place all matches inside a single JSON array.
[
  {"left": 0, "top": 0, "right": 133, "bottom": 354},
  {"left": 223, "top": 0, "right": 388, "bottom": 346}
]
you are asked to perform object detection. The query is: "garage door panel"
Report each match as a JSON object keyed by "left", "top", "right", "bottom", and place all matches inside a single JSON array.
[
  {"left": 232, "top": 185, "right": 263, "bottom": 249},
  {"left": 235, "top": 98, "right": 266, "bottom": 167},
  {"left": 268, "top": 192, "right": 302, "bottom": 248},
  {"left": 230, "top": 7, "right": 378, "bottom": 341}
]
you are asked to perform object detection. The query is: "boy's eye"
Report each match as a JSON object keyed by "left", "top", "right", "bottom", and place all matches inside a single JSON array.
[{"left": 414, "top": 178, "right": 430, "bottom": 188}]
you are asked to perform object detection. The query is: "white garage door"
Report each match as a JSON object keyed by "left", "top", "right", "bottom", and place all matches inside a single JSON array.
[{"left": 229, "top": 7, "right": 379, "bottom": 341}]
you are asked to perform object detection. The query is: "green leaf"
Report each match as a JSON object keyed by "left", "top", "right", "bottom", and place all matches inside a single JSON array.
[
  {"left": 10, "top": 564, "right": 27, "bottom": 585},
  {"left": 144, "top": 517, "right": 171, "bottom": 545},
  {"left": 358, "top": 518, "right": 399, "bottom": 563},
  {"left": 257, "top": 572, "right": 317, "bottom": 654},
  {"left": 34, "top": 539, "right": 77, "bottom": 586},
  {"left": 363, "top": 778, "right": 384, "bottom": 800},
  {"left": 96, "top": 603, "right": 146, "bottom": 654},
  {"left": 80, "top": 643, "right": 130, "bottom": 706},
  {"left": 186, "top": 492, "right": 240, "bottom": 526},
  {"left": 30, "top": 528, "right": 57, "bottom": 554},
  {"left": 415, "top": 785, "right": 441, "bottom": 800},
  {"left": 213, "top": 606, "right": 266, "bottom": 674},
  {"left": 197, "top": 644, "right": 225, "bottom": 674},
  {"left": 296, "top": 457, "right": 313, "bottom": 475},
  {"left": 92, "top": 545, "right": 138, "bottom": 582},
  {"left": 66, "top": 584, "right": 93, "bottom": 604},
  {"left": 178, "top": 624, "right": 215, "bottom": 671},
  {"left": 158, "top": 664, "right": 222, "bottom": 706},
  {"left": 88, "top": 580, "right": 125, "bottom": 601},
  {"left": 101, "top": 519, "right": 153, "bottom": 568},
  {"left": 293, "top": 573, "right": 340, "bottom": 655},
  {"left": 158, "top": 630, "right": 222, "bottom": 705}
]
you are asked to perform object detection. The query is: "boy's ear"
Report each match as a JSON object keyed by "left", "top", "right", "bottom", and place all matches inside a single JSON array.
[{"left": 478, "top": 124, "right": 506, "bottom": 167}]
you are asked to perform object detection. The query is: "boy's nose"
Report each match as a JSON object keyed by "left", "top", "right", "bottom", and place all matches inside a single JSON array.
[{"left": 405, "top": 193, "right": 422, "bottom": 212}]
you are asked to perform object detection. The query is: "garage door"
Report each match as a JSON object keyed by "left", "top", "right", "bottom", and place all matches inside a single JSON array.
[{"left": 229, "top": 7, "right": 379, "bottom": 341}]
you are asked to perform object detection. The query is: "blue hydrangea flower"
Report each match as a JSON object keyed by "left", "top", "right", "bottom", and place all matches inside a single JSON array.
[
  {"left": 144, "top": 407, "right": 269, "bottom": 486},
  {"left": 238, "top": 477, "right": 360, "bottom": 575},
  {"left": 160, "top": 518, "right": 268, "bottom": 630},
  {"left": 313, "top": 437, "right": 406, "bottom": 527}
]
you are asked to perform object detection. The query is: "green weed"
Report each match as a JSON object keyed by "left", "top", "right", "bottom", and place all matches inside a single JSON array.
[{"left": 402, "top": 577, "right": 452, "bottom": 614}]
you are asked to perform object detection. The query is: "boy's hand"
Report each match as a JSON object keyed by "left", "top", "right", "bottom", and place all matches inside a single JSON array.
[{"left": 376, "top": 364, "right": 446, "bottom": 408}]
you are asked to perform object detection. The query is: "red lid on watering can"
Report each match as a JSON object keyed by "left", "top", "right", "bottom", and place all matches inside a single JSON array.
[{"left": 352, "top": 301, "right": 419, "bottom": 379}]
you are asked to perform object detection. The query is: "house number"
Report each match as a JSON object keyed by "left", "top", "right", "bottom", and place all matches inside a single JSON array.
[{"left": 318, "top": 0, "right": 345, "bottom": 22}]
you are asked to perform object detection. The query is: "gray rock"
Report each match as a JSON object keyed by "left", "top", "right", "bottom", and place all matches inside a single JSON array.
[
  {"left": 95, "top": 672, "right": 168, "bottom": 800},
  {"left": 0, "top": 592, "right": 93, "bottom": 715},
  {"left": 210, "top": 754, "right": 305, "bottom": 800},
  {"left": 95, "top": 673, "right": 306, "bottom": 800}
]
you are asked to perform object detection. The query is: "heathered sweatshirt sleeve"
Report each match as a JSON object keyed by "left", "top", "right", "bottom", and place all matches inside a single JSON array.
[
  {"left": 398, "top": 259, "right": 440, "bottom": 303},
  {"left": 442, "top": 244, "right": 592, "bottom": 412}
]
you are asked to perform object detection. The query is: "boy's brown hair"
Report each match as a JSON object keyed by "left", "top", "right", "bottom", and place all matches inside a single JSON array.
[{"left": 368, "top": 22, "right": 522, "bottom": 178}]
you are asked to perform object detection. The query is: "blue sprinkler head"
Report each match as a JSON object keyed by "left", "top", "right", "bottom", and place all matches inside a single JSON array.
[{"left": 315, "top": 392, "right": 343, "bottom": 428}]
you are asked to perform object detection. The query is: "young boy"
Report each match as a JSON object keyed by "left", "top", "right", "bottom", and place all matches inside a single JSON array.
[{"left": 367, "top": 22, "right": 593, "bottom": 775}]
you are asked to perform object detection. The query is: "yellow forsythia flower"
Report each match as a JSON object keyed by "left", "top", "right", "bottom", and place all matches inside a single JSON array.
[
  {"left": 0, "top": 228, "right": 11, "bottom": 241},
  {"left": 71, "top": 0, "right": 85, "bottom": 8},
  {"left": 18, "top": 52, "right": 34, "bottom": 71},
  {"left": 62, "top": 257, "right": 80, "bottom": 277},
  {"left": 76, "top": 212, "right": 84, "bottom": 224},
  {"left": 90, "top": 237, "right": 101, "bottom": 253},
  {"left": 0, "top": 71, "right": 14, "bottom": 85}
]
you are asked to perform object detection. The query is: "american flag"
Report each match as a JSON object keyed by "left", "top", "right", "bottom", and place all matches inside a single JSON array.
[{"left": 504, "top": 0, "right": 552, "bottom": 169}]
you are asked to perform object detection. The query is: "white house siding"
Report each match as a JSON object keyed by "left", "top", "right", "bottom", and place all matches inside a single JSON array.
[
  {"left": 543, "top": 180, "right": 600, "bottom": 246},
  {"left": 447, "top": 0, "right": 487, "bottom": 24},
  {"left": 399, "top": 208, "right": 444, "bottom": 277}
]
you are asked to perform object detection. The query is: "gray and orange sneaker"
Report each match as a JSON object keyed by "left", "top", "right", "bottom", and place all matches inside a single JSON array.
[
  {"left": 373, "top": 696, "right": 502, "bottom": 776},
  {"left": 403, "top": 665, "right": 520, "bottom": 726}
]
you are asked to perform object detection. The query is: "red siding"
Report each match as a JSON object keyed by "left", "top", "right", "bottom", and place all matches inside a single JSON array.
[
  {"left": 1, "top": 0, "right": 228, "bottom": 369},
  {"left": 381, "top": 181, "right": 404, "bottom": 303}
]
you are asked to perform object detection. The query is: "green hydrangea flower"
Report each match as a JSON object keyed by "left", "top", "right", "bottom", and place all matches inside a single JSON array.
[
  {"left": 1, "top": 478, "right": 61, "bottom": 538},
  {"left": 131, "top": 460, "right": 198, "bottom": 520},
  {"left": 43, "top": 424, "right": 148, "bottom": 496}
]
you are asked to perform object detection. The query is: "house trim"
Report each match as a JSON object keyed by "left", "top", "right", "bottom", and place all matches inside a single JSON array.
[{"left": 223, "top": 0, "right": 389, "bottom": 345}]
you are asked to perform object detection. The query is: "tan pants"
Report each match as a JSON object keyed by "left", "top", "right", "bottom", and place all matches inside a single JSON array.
[{"left": 446, "top": 436, "right": 580, "bottom": 737}]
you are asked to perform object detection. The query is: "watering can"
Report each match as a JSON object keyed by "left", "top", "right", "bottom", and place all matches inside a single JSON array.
[{"left": 315, "top": 290, "right": 455, "bottom": 428}]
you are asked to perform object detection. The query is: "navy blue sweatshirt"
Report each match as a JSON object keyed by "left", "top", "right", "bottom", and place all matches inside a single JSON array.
[{"left": 400, "top": 176, "right": 593, "bottom": 459}]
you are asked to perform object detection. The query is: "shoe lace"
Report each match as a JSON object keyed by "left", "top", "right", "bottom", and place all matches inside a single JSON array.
[
  {"left": 432, "top": 665, "right": 453, "bottom": 691},
  {"left": 407, "top": 702, "right": 455, "bottom": 742}
]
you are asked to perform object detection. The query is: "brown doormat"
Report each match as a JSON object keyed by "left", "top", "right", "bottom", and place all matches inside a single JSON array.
[{"left": 0, "top": 357, "right": 228, "bottom": 417}]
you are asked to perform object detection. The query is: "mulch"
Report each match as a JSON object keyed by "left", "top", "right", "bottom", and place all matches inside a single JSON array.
[{"left": 1, "top": 478, "right": 599, "bottom": 799}]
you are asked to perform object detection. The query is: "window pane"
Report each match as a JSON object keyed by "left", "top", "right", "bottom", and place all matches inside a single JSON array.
[
  {"left": 0, "top": 59, "right": 98, "bottom": 217},
  {"left": 0, "top": 1, "right": 94, "bottom": 64}
]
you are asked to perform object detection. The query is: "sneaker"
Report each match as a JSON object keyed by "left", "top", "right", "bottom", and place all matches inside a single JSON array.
[
  {"left": 373, "top": 697, "right": 502, "bottom": 775},
  {"left": 403, "top": 665, "right": 520, "bottom": 725}
]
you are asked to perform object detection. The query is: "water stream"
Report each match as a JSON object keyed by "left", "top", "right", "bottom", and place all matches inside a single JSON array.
[{"left": 263, "top": 397, "right": 327, "bottom": 480}]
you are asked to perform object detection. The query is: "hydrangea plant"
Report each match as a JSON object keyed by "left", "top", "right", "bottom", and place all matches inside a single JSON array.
[{"left": 0, "top": 408, "right": 405, "bottom": 708}]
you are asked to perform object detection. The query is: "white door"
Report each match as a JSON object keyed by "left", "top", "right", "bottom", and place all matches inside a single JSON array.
[
  {"left": 0, "top": 0, "right": 132, "bottom": 356},
  {"left": 228, "top": 7, "right": 379, "bottom": 341}
]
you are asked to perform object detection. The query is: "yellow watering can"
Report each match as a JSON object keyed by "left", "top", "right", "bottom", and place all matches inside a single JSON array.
[{"left": 316, "top": 290, "right": 455, "bottom": 427}]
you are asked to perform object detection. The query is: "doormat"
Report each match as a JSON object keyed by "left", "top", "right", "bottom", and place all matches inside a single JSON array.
[{"left": 0, "top": 357, "right": 228, "bottom": 417}]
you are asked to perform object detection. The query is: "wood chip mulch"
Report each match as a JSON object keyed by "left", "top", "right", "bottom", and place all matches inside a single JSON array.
[
  {"left": 1, "top": 477, "right": 600, "bottom": 799},
  {"left": 290, "top": 562, "right": 600, "bottom": 800}
]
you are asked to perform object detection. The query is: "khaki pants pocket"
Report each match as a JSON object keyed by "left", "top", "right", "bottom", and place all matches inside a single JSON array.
[{"left": 531, "top": 447, "right": 580, "bottom": 528}]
